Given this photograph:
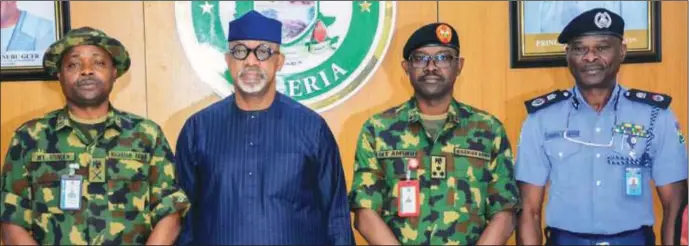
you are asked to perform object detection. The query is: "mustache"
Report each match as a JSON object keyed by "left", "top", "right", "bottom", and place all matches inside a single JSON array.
[
  {"left": 419, "top": 71, "right": 443, "bottom": 80},
  {"left": 238, "top": 67, "right": 267, "bottom": 79},
  {"left": 579, "top": 63, "right": 607, "bottom": 72},
  {"left": 76, "top": 76, "right": 102, "bottom": 86}
]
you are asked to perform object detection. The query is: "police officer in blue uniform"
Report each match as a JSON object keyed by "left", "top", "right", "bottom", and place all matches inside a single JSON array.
[{"left": 515, "top": 8, "right": 688, "bottom": 246}]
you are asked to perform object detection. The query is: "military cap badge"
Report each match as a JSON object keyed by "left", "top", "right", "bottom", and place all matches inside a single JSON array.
[{"left": 436, "top": 24, "right": 452, "bottom": 44}]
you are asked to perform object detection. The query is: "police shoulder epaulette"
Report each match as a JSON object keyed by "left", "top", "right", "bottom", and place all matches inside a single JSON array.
[
  {"left": 524, "top": 89, "right": 572, "bottom": 114},
  {"left": 624, "top": 88, "right": 672, "bottom": 109}
]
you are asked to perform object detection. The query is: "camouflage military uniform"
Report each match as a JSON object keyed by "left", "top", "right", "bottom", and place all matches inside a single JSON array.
[
  {"left": 0, "top": 107, "right": 190, "bottom": 245},
  {"left": 348, "top": 97, "right": 521, "bottom": 245}
]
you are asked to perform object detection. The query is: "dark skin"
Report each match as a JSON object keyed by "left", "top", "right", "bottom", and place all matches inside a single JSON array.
[
  {"left": 403, "top": 46, "right": 463, "bottom": 115},
  {"left": 567, "top": 34, "right": 626, "bottom": 112},
  {"left": 1, "top": 45, "right": 182, "bottom": 245},
  {"left": 354, "top": 45, "right": 516, "bottom": 245},
  {"left": 58, "top": 45, "right": 117, "bottom": 119},
  {"left": 225, "top": 40, "right": 285, "bottom": 111},
  {"left": 517, "top": 35, "right": 687, "bottom": 245}
]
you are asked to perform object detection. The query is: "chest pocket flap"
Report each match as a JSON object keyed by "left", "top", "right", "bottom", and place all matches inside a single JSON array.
[{"left": 107, "top": 151, "right": 150, "bottom": 180}]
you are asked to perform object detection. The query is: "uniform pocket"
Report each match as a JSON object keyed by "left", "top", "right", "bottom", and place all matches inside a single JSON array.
[
  {"left": 32, "top": 178, "right": 65, "bottom": 214},
  {"left": 544, "top": 139, "right": 582, "bottom": 188},
  {"left": 106, "top": 157, "right": 149, "bottom": 220}
]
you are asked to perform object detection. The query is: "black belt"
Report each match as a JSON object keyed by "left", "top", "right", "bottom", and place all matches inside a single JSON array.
[{"left": 544, "top": 226, "right": 655, "bottom": 245}]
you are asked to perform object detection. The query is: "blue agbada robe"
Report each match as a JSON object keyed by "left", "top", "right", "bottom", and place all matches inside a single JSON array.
[{"left": 175, "top": 93, "right": 354, "bottom": 245}]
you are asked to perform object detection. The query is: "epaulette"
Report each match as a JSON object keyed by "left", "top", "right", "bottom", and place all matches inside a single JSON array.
[
  {"left": 624, "top": 89, "right": 672, "bottom": 109},
  {"left": 524, "top": 89, "right": 572, "bottom": 114}
]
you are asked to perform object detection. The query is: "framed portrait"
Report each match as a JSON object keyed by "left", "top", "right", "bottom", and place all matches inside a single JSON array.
[
  {"left": 0, "top": 1, "right": 71, "bottom": 81},
  {"left": 509, "top": 1, "right": 661, "bottom": 69}
]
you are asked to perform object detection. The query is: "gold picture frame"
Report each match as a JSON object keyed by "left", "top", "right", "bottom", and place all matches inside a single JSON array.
[{"left": 509, "top": 1, "right": 661, "bottom": 69}]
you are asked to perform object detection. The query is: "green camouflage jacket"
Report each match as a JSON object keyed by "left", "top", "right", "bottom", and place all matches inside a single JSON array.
[
  {"left": 0, "top": 106, "right": 190, "bottom": 245},
  {"left": 348, "top": 97, "right": 521, "bottom": 245}
]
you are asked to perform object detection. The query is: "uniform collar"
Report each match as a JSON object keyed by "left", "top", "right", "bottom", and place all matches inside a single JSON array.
[
  {"left": 571, "top": 83, "right": 623, "bottom": 112},
  {"left": 398, "top": 96, "right": 462, "bottom": 123},
  {"left": 55, "top": 104, "right": 128, "bottom": 131}
]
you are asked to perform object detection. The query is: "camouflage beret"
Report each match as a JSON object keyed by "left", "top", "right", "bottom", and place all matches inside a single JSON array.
[{"left": 42, "top": 26, "right": 131, "bottom": 78}]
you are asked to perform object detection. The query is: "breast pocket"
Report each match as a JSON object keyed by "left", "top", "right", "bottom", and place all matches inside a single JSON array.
[
  {"left": 29, "top": 160, "right": 71, "bottom": 215},
  {"left": 29, "top": 160, "right": 70, "bottom": 243},
  {"left": 450, "top": 150, "right": 490, "bottom": 213},
  {"left": 611, "top": 132, "right": 649, "bottom": 163},
  {"left": 379, "top": 157, "right": 407, "bottom": 217},
  {"left": 543, "top": 139, "right": 582, "bottom": 188},
  {"left": 106, "top": 152, "right": 150, "bottom": 222}
]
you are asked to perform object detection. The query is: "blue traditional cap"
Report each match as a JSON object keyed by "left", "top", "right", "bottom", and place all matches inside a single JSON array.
[
  {"left": 557, "top": 8, "right": 625, "bottom": 44},
  {"left": 227, "top": 10, "right": 282, "bottom": 44}
]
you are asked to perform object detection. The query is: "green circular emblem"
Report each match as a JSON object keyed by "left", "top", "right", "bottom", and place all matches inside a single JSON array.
[{"left": 175, "top": 1, "right": 396, "bottom": 112}]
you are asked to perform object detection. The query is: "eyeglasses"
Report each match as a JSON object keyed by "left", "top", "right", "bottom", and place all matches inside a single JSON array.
[
  {"left": 563, "top": 128, "right": 614, "bottom": 148},
  {"left": 229, "top": 43, "right": 279, "bottom": 61},
  {"left": 408, "top": 54, "right": 458, "bottom": 69}
]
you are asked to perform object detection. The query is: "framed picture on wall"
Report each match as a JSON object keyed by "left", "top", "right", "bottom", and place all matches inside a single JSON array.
[
  {"left": 509, "top": 1, "right": 661, "bottom": 69},
  {"left": 0, "top": 1, "right": 70, "bottom": 81}
]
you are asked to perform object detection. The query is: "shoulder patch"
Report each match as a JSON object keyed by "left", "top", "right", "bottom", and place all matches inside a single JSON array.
[
  {"left": 624, "top": 89, "right": 672, "bottom": 109},
  {"left": 524, "top": 90, "right": 572, "bottom": 114}
]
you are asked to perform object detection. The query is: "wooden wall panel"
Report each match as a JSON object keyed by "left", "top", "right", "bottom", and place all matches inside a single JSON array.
[{"left": 0, "top": 1, "right": 686, "bottom": 245}]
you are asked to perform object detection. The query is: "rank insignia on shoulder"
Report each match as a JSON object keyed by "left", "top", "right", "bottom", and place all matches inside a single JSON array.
[
  {"left": 524, "top": 90, "right": 572, "bottom": 114},
  {"left": 624, "top": 89, "right": 672, "bottom": 109}
]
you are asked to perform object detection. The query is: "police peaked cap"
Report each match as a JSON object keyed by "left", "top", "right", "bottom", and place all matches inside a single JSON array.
[{"left": 558, "top": 8, "right": 625, "bottom": 44}]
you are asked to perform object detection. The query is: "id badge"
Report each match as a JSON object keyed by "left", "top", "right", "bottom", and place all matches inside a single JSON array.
[
  {"left": 398, "top": 180, "right": 420, "bottom": 217},
  {"left": 60, "top": 175, "right": 83, "bottom": 210},
  {"left": 625, "top": 167, "right": 642, "bottom": 196}
]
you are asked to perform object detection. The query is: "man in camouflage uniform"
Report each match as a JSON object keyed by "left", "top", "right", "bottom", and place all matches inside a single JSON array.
[
  {"left": 0, "top": 26, "right": 190, "bottom": 245},
  {"left": 348, "top": 22, "right": 521, "bottom": 245}
]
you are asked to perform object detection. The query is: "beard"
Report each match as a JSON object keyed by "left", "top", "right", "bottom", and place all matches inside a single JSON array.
[{"left": 236, "top": 66, "right": 270, "bottom": 95}]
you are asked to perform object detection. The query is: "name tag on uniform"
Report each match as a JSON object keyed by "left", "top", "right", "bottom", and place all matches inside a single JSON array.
[
  {"left": 398, "top": 180, "right": 419, "bottom": 217},
  {"left": 60, "top": 175, "right": 82, "bottom": 210},
  {"left": 625, "top": 167, "right": 642, "bottom": 196}
]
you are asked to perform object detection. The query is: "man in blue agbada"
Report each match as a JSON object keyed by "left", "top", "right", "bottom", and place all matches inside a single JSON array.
[
  {"left": 175, "top": 10, "right": 354, "bottom": 245},
  {"left": 515, "top": 8, "right": 688, "bottom": 246}
]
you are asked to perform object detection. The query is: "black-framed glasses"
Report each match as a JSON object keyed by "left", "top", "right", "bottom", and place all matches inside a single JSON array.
[
  {"left": 229, "top": 43, "right": 279, "bottom": 61},
  {"left": 408, "top": 53, "right": 459, "bottom": 69}
]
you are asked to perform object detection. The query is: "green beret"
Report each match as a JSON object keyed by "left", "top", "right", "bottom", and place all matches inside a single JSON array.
[{"left": 42, "top": 26, "right": 131, "bottom": 78}]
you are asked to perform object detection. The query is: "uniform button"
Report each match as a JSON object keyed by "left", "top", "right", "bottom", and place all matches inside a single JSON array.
[
  {"left": 251, "top": 115, "right": 255, "bottom": 119},
  {"left": 596, "top": 180, "right": 601, "bottom": 186},
  {"left": 596, "top": 153, "right": 601, "bottom": 158},
  {"left": 249, "top": 142, "right": 254, "bottom": 146},
  {"left": 595, "top": 128, "right": 601, "bottom": 133},
  {"left": 558, "top": 152, "right": 563, "bottom": 158},
  {"left": 249, "top": 172, "right": 253, "bottom": 176}
]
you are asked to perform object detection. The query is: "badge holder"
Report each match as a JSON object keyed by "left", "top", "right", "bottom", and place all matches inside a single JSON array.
[
  {"left": 398, "top": 161, "right": 420, "bottom": 217},
  {"left": 625, "top": 167, "right": 642, "bottom": 197},
  {"left": 60, "top": 163, "right": 83, "bottom": 210}
]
